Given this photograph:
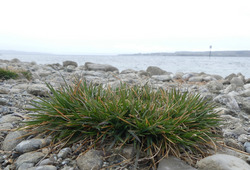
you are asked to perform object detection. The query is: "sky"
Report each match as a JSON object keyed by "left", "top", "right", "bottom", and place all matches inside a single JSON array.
[{"left": 0, "top": 0, "right": 250, "bottom": 54}]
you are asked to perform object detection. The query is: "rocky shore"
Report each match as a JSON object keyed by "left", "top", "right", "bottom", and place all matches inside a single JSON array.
[{"left": 0, "top": 58, "right": 250, "bottom": 170}]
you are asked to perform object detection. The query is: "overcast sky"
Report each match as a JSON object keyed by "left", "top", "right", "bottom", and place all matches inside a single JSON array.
[{"left": 0, "top": 0, "right": 250, "bottom": 54}]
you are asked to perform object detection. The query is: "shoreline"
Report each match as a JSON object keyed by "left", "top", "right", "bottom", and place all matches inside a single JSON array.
[{"left": 1, "top": 58, "right": 250, "bottom": 169}]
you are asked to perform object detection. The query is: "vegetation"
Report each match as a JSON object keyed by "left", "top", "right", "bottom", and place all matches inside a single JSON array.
[
  {"left": 0, "top": 68, "right": 32, "bottom": 81},
  {"left": 0, "top": 68, "right": 19, "bottom": 80},
  {"left": 25, "top": 79, "right": 220, "bottom": 167}
]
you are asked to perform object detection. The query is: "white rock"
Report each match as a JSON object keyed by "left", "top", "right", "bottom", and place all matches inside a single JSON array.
[{"left": 197, "top": 154, "right": 250, "bottom": 170}]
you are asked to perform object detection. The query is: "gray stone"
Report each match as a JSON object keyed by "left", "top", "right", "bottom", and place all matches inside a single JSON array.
[
  {"left": 230, "top": 77, "right": 244, "bottom": 87},
  {"left": 63, "top": 61, "right": 78, "bottom": 67},
  {"left": 206, "top": 81, "right": 223, "bottom": 92},
  {"left": 157, "top": 156, "right": 197, "bottom": 170},
  {"left": 85, "top": 62, "right": 118, "bottom": 72},
  {"left": 188, "top": 76, "right": 203, "bottom": 82},
  {"left": 121, "top": 146, "right": 134, "bottom": 159},
  {"left": 39, "top": 158, "right": 54, "bottom": 166},
  {"left": 196, "top": 154, "right": 250, "bottom": 170},
  {"left": 241, "top": 99, "right": 250, "bottom": 114},
  {"left": 0, "top": 114, "right": 22, "bottom": 123},
  {"left": 0, "top": 123, "right": 14, "bottom": 131},
  {"left": 240, "top": 89, "right": 250, "bottom": 97},
  {"left": 76, "top": 150, "right": 103, "bottom": 170},
  {"left": 0, "top": 98, "right": 8, "bottom": 105},
  {"left": 152, "top": 75, "right": 172, "bottom": 82},
  {"left": 224, "top": 138, "right": 244, "bottom": 151},
  {"left": 146, "top": 66, "right": 167, "bottom": 76},
  {"left": 244, "top": 83, "right": 250, "bottom": 89},
  {"left": 213, "top": 95, "right": 240, "bottom": 111},
  {"left": 244, "top": 142, "right": 250, "bottom": 153},
  {"left": 18, "top": 163, "right": 34, "bottom": 170},
  {"left": 0, "top": 87, "right": 10, "bottom": 94},
  {"left": 58, "top": 147, "right": 71, "bottom": 159},
  {"left": 121, "top": 69, "right": 137, "bottom": 74},
  {"left": 15, "top": 138, "right": 51, "bottom": 153},
  {"left": 2, "top": 131, "right": 26, "bottom": 151},
  {"left": 225, "top": 73, "right": 237, "bottom": 81},
  {"left": 27, "top": 84, "right": 49, "bottom": 96},
  {"left": 238, "top": 134, "right": 250, "bottom": 144},
  {"left": 27, "top": 165, "right": 57, "bottom": 170},
  {"left": 16, "top": 152, "right": 45, "bottom": 169},
  {"left": 138, "top": 70, "right": 150, "bottom": 77}
]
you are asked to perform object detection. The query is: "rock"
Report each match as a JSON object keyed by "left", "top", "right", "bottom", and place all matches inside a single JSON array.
[
  {"left": 152, "top": 75, "right": 172, "bottom": 82},
  {"left": 76, "top": 150, "right": 103, "bottom": 170},
  {"left": 225, "top": 73, "right": 237, "bottom": 81},
  {"left": 157, "top": 156, "right": 197, "bottom": 170},
  {"left": 244, "top": 142, "right": 250, "bottom": 153},
  {"left": 15, "top": 138, "right": 51, "bottom": 153},
  {"left": 0, "top": 114, "right": 22, "bottom": 123},
  {"left": 138, "top": 70, "right": 150, "bottom": 77},
  {"left": 121, "top": 69, "right": 137, "bottom": 74},
  {"left": 238, "top": 134, "right": 250, "bottom": 144},
  {"left": 65, "top": 65, "right": 76, "bottom": 72},
  {"left": 241, "top": 99, "right": 250, "bottom": 114},
  {"left": 85, "top": 62, "right": 119, "bottom": 72},
  {"left": 15, "top": 152, "right": 45, "bottom": 169},
  {"left": 27, "top": 84, "right": 49, "bottom": 96},
  {"left": 182, "top": 73, "right": 193, "bottom": 81},
  {"left": 230, "top": 77, "right": 244, "bottom": 87},
  {"left": 213, "top": 95, "right": 240, "bottom": 111},
  {"left": 206, "top": 81, "right": 223, "bottom": 92},
  {"left": 240, "top": 89, "right": 250, "bottom": 97},
  {"left": 188, "top": 76, "right": 203, "bottom": 82},
  {"left": 39, "top": 158, "right": 54, "bottom": 166},
  {"left": 2, "top": 131, "right": 26, "bottom": 151},
  {"left": 18, "top": 163, "right": 34, "bottom": 170},
  {"left": 146, "top": 66, "right": 167, "bottom": 76},
  {"left": 27, "top": 165, "right": 57, "bottom": 170},
  {"left": 121, "top": 146, "right": 134, "bottom": 159},
  {"left": 0, "top": 87, "right": 10, "bottom": 94},
  {"left": 244, "top": 83, "right": 250, "bottom": 89},
  {"left": 224, "top": 138, "right": 244, "bottom": 151},
  {"left": 63, "top": 61, "right": 78, "bottom": 67},
  {"left": 196, "top": 154, "right": 250, "bottom": 170},
  {"left": 0, "top": 123, "right": 13, "bottom": 131},
  {"left": 58, "top": 147, "right": 71, "bottom": 159}
]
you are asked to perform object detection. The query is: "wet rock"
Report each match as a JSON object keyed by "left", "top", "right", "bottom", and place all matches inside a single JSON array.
[
  {"left": 2, "top": 131, "right": 26, "bottom": 151},
  {"left": 63, "top": 61, "right": 78, "bottom": 67},
  {"left": 85, "top": 62, "right": 119, "bottom": 72},
  {"left": 146, "top": 66, "right": 167, "bottom": 76},
  {"left": 15, "top": 152, "right": 45, "bottom": 169},
  {"left": 158, "top": 156, "right": 197, "bottom": 170},
  {"left": 15, "top": 138, "right": 51, "bottom": 153},
  {"left": 196, "top": 154, "right": 250, "bottom": 170},
  {"left": 76, "top": 150, "right": 103, "bottom": 170}
]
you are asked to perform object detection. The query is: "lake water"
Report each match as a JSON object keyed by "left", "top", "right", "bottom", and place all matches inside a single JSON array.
[{"left": 1, "top": 54, "right": 250, "bottom": 78}]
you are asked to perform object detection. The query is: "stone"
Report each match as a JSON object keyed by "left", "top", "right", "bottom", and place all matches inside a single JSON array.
[
  {"left": 76, "top": 150, "right": 103, "bottom": 170},
  {"left": 138, "top": 70, "right": 150, "bottom": 77},
  {"left": 63, "top": 61, "right": 78, "bottom": 67},
  {"left": 121, "top": 146, "right": 134, "bottom": 159},
  {"left": 15, "top": 138, "right": 51, "bottom": 153},
  {"left": 15, "top": 152, "right": 45, "bottom": 169},
  {"left": 146, "top": 66, "right": 167, "bottom": 76},
  {"left": 27, "top": 84, "right": 49, "bottom": 96},
  {"left": 224, "top": 138, "right": 244, "bottom": 151},
  {"left": 0, "top": 114, "right": 22, "bottom": 123},
  {"left": 230, "top": 77, "right": 244, "bottom": 87},
  {"left": 240, "top": 89, "right": 250, "bottom": 97},
  {"left": 196, "top": 154, "right": 250, "bottom": 170},
  {"left": 27, "top": 165, "right": 57, "bottom": 170},
  {"left": 0, "top": 98, "right": 8, "bottom": 105},
  {"left": 244, "top": 83, "right": 250, "bottom": 89},
  {"left": 18, "top": 163, "right": 34, "bottom": 170},
  {"left": 0, "top": 87, "right": 10, "bottom": 94},
  {"left": 85, "top": 62, "right": 119, "bottom": 72},
  {"left": 121, "top": 69, "right": 137, "bottom": 74},
  {"left": 206, "top": 81, "right": 223, "bottom": 92},
  {"left": 152, "top": 75, "right": 172, "bottom": 82},
  {"left": 0, "top": 123, "right": 14, "bottom": 131},
  {"left": 39, "top": 158, "right": 54, "bottom": 166},
  {"left": 157, "top": 156, "right": 197, "bottom": 170},
  {"left": 188, "top": 76, "right": 203, "bottom": 82},
  {"left": 225, "top": 73, "right": 237, "bottom": 81},
  {"left": 213, "top": 95, "right": 240, "bottom": 111},
  {"left": 57, "top": 147, "right": 72, "bottom": 159},
  {"left": 241, "top": 99, "right": 250, "bottom": 114},
  {"left": 2, "top": 131, "right": 26, "bottom": 151},
  {"left": 238, "top": 134, "right": 250, "bottom": 144}
]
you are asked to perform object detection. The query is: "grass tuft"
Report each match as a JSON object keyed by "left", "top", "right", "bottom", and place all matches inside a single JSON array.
[
  {"left": 0, "top": 68, "right": 19, "bottom": 80},
  {"left": 24, "top": 79, "right": 221, "bottom": 166}
]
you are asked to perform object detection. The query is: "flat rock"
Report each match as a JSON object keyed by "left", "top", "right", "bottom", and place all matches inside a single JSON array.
[
  {"left": 63, "top": 60, "right": 78, "bottom": 67},
  {"left": 16, "top": 152, "right": 45, "bottom": 169},
  {"left": 157, "top": 156, "right": 197, "bottom": 170},
  {"left": 76, "top": 150, "right": 103, "bottom": 170},
  {"left": 0, "top": 87, "right": 10, "bottom": 94},
  {"left": 2, "top": 131, "right": 26, "bottom": 151},
  {"left": 27, "top": 165, "right": 57, "bottom": 170},
  {"left": 15, "top": 138, "right": 51, "bottom": 153},
  {"left": 188, "top": 76, "right": 203, "bottom": 82},
  {"left": 27, "top": 84, "right": 49, "bottom": 96},
  {"left": 0, "top": 114, "right": 22, "bottom": 123},
  {"left": 196, "top": 154, "right": 250, "bottom": 170},
  {"left": 85, "top": 62, "right": 119, "bottom": 72},
  {"left": 152, "top": 75, "right": 172, "bottom": 82}
]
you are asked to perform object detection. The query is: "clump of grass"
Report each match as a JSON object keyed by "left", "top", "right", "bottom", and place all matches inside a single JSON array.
[
  {"left": 20, "top": 70, "right": 32, "bottom": 80},
  {"left": 25, "top": 79, "right": 220, "bottom": 167},
  {"left": 0, "top": 68, "right": 19, "bottom": 80}
]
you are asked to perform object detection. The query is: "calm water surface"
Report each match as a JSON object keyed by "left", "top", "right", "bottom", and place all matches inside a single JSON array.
[{"left": 1, "top": 54, "right": 250, "bottom": 78}]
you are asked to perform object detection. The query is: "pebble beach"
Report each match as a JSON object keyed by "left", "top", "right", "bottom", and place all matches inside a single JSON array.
[{"left": 1, "top": 58, "right": 250, "bottom": 170}]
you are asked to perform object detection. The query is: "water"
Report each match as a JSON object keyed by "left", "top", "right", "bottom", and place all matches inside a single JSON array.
[{"left": 1, "top": 54, "right": 250, "bottom": 78}]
